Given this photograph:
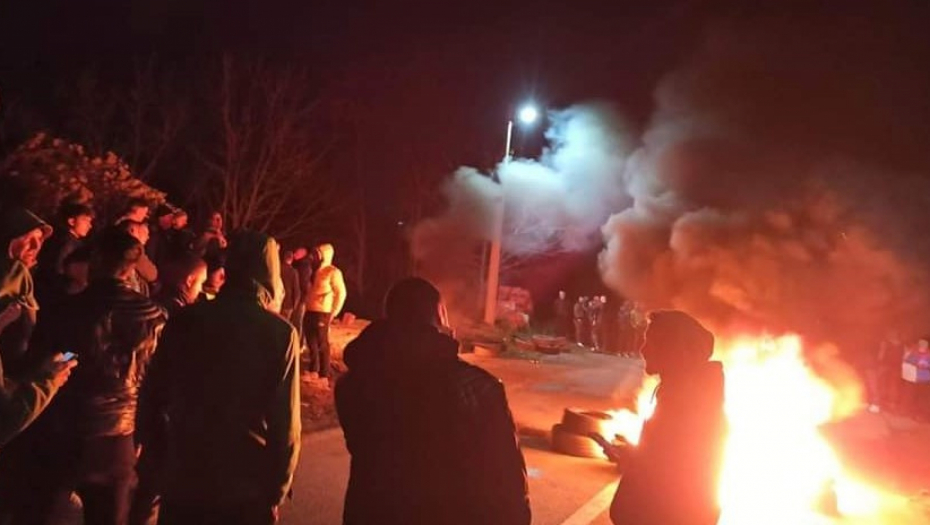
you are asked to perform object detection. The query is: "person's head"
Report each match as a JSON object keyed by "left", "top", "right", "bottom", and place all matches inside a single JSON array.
[
  {"left": 162, "top": 252, "right": 208, "bottom": 304},
  {"left": 316, "top": 243, "right": 335, "bottom": 267},
  {"left": 293, "top": 247, "right": 308, "bottom": 261},
  {"left": 641, "top": 310, "right": 715, "bottom": 377},
  {"left": 119, "top": 220, "right": 150, "bottom": 246},
  {"left": 172, "top": 210, "right": 188, "bottom": 230},
  {"left": 384, "top": 277, "right": 446, "bottom": 329},
  {"left": 121, "top": 198, "right": 150, "bottom": 224},
  {"left": 224, "top": 230, "right": 283, "bottom": 311},
  {"left": 558, "top": 290, "right": 566, "bottom": 300},
  {"left": 0, "top": 207, "right": 52, "bottom": 268},
  {"left": 62, "top": 245, "right": 92, "bottom": 292},
  {"left": 282, "top": 250, "right": 294, "bottom": 265},
  {"left": 209, "top": 211, "right": 223, "bottom": 231},
  {"left": 918, "top": 339, "right": 930, "bottom": 353},
  {"left": 154, "top": 204, "right": 175, "bottom": 230},
  {"left": 94, "top": 230, "right": 142, "bottom": 281},
  {"left": 58, "top": 202, "right": 94, "bottom": 239}
]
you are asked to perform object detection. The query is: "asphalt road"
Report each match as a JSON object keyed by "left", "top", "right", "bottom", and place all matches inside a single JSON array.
[{"left": 278, "top": 428, "right": 619, "bottom": 525}]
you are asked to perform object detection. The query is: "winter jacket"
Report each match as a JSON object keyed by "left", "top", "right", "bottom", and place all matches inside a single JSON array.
[
  {"left": 306, "top": 244, "right": 345, "bottom": 315},
  {"left": 611, "top": 361, "right": 726, "bottom": 525},
  {"left": 32, "top": 278, "right": 166, "bottom": 438},
  {"left": 35, "top": 229, "right": 82, "bottom": 283},
  {"left": 336, "top": 320, "right": 531, "bottom": 525},
  {"left": 0, "top": 208, "right": 51, "bottom": 375},
  {"left": 137, "top": 231, "right": 300, "bottom": 508},
  {"left": 0, "top": 359, "right": 61, "bottom": 448}
]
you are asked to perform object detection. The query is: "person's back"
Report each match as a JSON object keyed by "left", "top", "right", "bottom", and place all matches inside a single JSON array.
[
  {"left": 138, "top": 230, "right": 299, "bottom": 523},
  {"left": 335, "top": 278, "right": 530, "bottom": 525}
]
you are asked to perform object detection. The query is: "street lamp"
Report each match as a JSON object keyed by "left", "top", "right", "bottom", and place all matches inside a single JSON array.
[{"left": 484, "top": 103, "right": 539, "bottom": 325}]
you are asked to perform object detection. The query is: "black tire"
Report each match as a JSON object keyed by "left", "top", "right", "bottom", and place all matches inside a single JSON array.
[
  {"left": 551, "top": 424, "right": 605, "bottom": 459},
  {"left": 561, "top": 408, "right": 614, "bottom": 437}
]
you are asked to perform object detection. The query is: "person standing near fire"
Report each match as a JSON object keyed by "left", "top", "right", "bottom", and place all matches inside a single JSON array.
[
  {"left": 573, "top": 296, "right": 589, "bottom": 347},
  {"left": 903, "top": 338, "right": 930, "bottom": 421},
  {"left": 303, "top": 243, "right": 345, "bottom": 386}
]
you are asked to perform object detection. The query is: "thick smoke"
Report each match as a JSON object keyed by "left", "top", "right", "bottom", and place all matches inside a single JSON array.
[
  {"left": 411, "top": 104, "right": 632, "bottom": 316},
  {"left": 600, "top": 15, "right": 930, "bottom": 354}
]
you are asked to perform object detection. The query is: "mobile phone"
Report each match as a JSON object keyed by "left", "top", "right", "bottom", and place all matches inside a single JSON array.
[{"left": 60, "top": 352, "right": 77, "bottom": 362}]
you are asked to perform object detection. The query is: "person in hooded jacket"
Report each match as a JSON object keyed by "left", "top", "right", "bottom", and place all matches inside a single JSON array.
[
  {"left": 137, "top": 230, "right": 299, "bottom": 525},
  {"left": 303, "top": 243, "right": 345, "bottom": 383},
  {"left": 0, "top": 206, "right": 54, "bottom": 376},
  {"left": 607, "top": 310, "right": 726, "bottom": 525},
  {"left": 335, "top": 277, "right": 531, "bottom": 525},
  {"left": 0, "top": 207, "right": 77, "bottom": 450}
]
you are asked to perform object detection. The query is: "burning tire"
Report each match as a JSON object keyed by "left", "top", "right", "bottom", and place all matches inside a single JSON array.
[
  {"left": 550, "top": 424, "right": 605, "bottom": 459},
  {"left": 561, "top": 408, "right": 614, "bottom": 437}
]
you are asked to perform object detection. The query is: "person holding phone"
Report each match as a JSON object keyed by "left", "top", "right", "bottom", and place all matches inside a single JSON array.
[{"left": 0, "top": 302, "right": 76, "bottom": 449}]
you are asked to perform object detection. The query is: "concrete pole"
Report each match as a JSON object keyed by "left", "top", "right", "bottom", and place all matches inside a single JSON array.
[{"left": 484, "top": 120, "right": 513, "bottom": 325}]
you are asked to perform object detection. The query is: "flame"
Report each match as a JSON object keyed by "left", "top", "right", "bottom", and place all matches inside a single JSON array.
[
  {"left": 606, "top": 334, "right": 921, "bottom": 523},
  {"left": 606, "top": 375, "right": 659, "bottom": 446}
]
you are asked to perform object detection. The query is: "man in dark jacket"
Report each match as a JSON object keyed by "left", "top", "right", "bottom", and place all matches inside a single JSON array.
[
  {"left": 279, "top": 250, "right": 302, "bottom": 324},
  {"left": 138, "top": 230, "right": 300, "bottom": 525},
  {"left": 608, "top": 310, "right": 726, "bottom": 525},
  {"left": 335, "top": 277, "right": 531, "bottom": 525},
  {"left": 35, "top": 202, "right": 94, "bottom": 304},
  {"left": 0, "top": 229, "right": 166, "bottom": 524}
]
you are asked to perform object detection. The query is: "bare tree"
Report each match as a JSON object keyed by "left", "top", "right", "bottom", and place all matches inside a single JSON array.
[{"left": 194, "top": 56, "right": 336, "bottom": 240}]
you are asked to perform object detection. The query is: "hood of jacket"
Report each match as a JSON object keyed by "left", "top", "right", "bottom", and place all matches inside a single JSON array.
[
  {"left": 0, "top": 207, "right": 51, "bottom": 309},
  {"left": 343, "top": 319, "right": 459, "bottom": 376},
  {"left": 316, "top": 243, "right": 334, "bottom": 268},
  {"left": 220, "top": 230, "right": 284, "bottom": 311}
]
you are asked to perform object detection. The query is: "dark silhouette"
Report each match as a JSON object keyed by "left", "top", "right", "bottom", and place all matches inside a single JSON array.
[
  {"left": 279, "top": 250, "right": 301, "bottom": 323},
  {"left": 336, "top": 277, "right": 531, "bottom": 525},
  {"left": 0, "top": 230, "right": 165, "bottom": 524},
  {"left": 138, "top": 230, "right": 300, "bottom": 525},
  {"left": 609, "top": 310, "right": 726, "bottom": 525},
  {"left": 34, "top": 201, "right": 94, "bottom": 303}
]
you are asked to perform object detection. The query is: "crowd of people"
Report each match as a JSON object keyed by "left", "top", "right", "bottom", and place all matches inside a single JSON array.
[
  {"left": 0, "top": 193, "right": 735, "bottom": 525},
  {"left": 864, "top": 331, "right": 930, "bottom": 421},
  {"left": 0, "top": 196, "right": 350, "bottom": 524}
]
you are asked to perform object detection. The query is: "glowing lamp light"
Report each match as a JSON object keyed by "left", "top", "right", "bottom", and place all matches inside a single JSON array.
[{"left": 518, "top": 105, "right": 539, "bottom": 125}]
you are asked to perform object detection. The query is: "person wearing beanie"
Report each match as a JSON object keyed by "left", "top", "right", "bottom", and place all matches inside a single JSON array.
[{"left": 608, "top": 310, "right": 727, "bottom": 525}]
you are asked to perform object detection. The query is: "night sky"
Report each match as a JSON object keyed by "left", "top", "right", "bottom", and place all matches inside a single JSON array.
[{"left": 2, "top": 0, "right": 929, "bottom": 311}]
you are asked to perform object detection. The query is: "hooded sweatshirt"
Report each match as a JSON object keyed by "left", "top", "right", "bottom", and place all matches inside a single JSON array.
[
  {"left": 610, "top": 360, "right": 726, "bottom": 525},
  {"left": 306, "top": 243, "right": 345, "bottom": 315},
  {"left": 137, "top": 230, "right": 300, "bottom": 508},
  {"left": 0, "top": 207, "right": 60, "bottom": 447}
]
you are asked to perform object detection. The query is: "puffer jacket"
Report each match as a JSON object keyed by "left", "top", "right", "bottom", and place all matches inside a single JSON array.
[
  {"left": 336, "top": 320, "right": 531, "bottom": 525},
  {"left": 39, "top": 278, "right": 166, "bottom": 437}
]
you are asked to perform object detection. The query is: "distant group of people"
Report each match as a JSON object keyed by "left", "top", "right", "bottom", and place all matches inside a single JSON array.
[
  {"left": 865, "top": 331, "right": 930, "bottom": 421},
  {"left": 553, "top": 293, "right": 647, "bottom": 355}
]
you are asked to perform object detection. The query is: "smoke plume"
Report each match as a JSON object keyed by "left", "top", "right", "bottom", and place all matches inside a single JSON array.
[
  {"left": 411, "top": 104, "right": 633, "bottom": 315},
  {"left": 600, "top": 13, "right": 930, "bottom": 353}
]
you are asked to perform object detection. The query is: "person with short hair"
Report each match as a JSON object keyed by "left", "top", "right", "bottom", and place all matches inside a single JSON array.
[
  {"left": 147, "top": 204, "right": 177, "bottom": 269},
  {"left": 153, "top": 252, "right": 208, "bottom": 318},
  {"left": 607, "top": 310, "right": 726, "bottom": 525},
  {"left": 279, "top": 250, "right": 302, "bottom": 325},
  {"left": 36, "top": 202, "right": 94, "bottom": 291},
  {"left": 118, "top": 220, "right": 159, "bottom": 295},
  {"left": 115, "top": 198, "right": 150, "bottom": 226},
  {"left": 336, "top": 277, "right": 531, "bottom": 525}
]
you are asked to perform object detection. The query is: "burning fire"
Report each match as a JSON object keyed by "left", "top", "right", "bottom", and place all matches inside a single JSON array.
[{"left": 608, "top": 334, "right": 920, "bottom": 523}]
